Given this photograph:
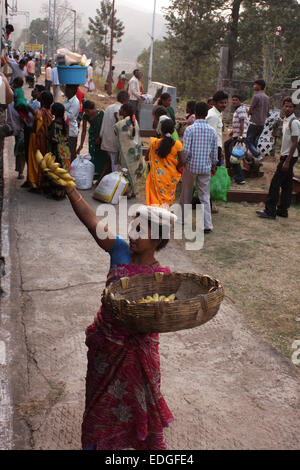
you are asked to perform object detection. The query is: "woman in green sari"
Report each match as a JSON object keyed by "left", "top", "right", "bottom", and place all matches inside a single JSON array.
[
  {"left": 114, "top": 103, "right": 145, "bottom": 199},
  {"left": 157, "top": 93, "right": 176, "bottom": 125},
  {"left": 76, "top": 100, "right": 110, "bottom": 179}
]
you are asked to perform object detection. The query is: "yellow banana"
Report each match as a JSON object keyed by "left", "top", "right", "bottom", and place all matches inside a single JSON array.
[
  {"left": 167, "top": 294, "right": 176, "bottom": 302},
  {"left": 49, "top": 163, "right": 60, "bottom": 171},
  {"left": 40, "top": 159, "right": 48, "bottom": 171},
  {"left": 36, "top": 151, "right": 44, "bottom": 165},
  {"left": 47, "top": 172, "right": 60, "bottom": 182},
  {"left": 138, "top": 293, "right": 176, "bottom": 304},
  {"left": 67, "top": 181, "right": 77, "bottom": 188},
  {"left": 55, "top": 168, "right": 68, "bottom": 176},
  {"left": 57, "top": 178, "right": 68, "bottom": 187},
  {"left": 59, "top": 173, "right": 75, "bottom": 181},
  {"left": 44, "top": 154, "right": 53, "bottom": 166}
]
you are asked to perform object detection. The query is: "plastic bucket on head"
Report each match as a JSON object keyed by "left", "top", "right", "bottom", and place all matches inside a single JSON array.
[{"left": 57, "top": 66, "right": 88, "bottom": 85}]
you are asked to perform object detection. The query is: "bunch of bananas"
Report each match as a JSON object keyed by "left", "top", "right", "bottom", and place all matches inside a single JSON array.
[
  {"left": 35, "top": 151, "right": 76, "bottom": 188},
  {"left": 136, "top": 293, "right": 176, "bottom": 304}
]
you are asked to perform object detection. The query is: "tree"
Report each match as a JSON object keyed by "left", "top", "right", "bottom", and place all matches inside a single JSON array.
[
  {"left": 41, "top": 0, "right": 82, "bottom": 52},
  {"left": 78, "top": 36, "right": 90, "bottom": 58},
  {"left": 236, "top": 0, "right": 300, "bottom": 90},
  {"left": 164, "top": 0, "right": 225, "bottom": 96},
  {"left": 87, "top": 0, "right": 125, "bottom": 76},
  {"left": 137, "top": 40, "right": 172, "bottom": 86},
  {"left": 162, "top": 0, "right": 300, "bottom": 98},
  {"left": 28, "top": 18, "right": 49, "bottom": 46}
]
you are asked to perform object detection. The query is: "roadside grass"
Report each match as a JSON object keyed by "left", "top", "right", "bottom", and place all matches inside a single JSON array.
[{"left": 187, "top": 200, "right": 300, "bottom": 364}]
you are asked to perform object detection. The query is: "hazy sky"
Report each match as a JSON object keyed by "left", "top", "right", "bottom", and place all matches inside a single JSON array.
[{"left": 11, "top": 0, "right": 170, "bottom": 33}]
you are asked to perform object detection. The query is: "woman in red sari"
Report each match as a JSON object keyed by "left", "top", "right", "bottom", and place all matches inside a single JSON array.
[{"left": 66, "top": 186, "right": 175, "bottom": 450}]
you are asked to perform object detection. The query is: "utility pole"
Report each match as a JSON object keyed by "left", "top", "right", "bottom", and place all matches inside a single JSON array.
[
  {"left": 148, "top": 0, "right": 157, "bottom": 92},
  {"left": 47, "top": 0, "right": 51, "bottom": 58},
  {"left": 72, "top": 9, "right": 76, "bottom": 51},
  {"left": 108, "top": 0, "right": 115, "bottom": 96},
  {"left": 52, "top": 0, "right": 56, "bottom": 59}
]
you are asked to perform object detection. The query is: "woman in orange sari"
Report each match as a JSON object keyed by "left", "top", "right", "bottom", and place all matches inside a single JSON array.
[
  {"left": 27, "top": 91, "right": 53, "bottom": 190},
  {"left": 146, "top": 119, "right": 184, "bottom": 208}
]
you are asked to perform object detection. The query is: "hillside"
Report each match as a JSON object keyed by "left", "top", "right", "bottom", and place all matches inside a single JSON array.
[{"left": 114, "top": 4, "right": 167, "bottom": 64}]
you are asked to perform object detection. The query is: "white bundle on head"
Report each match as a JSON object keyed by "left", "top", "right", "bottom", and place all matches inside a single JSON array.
[
  {"left": 156, "top": 115, "right": 170, "bottom": 136},
  {"left": 136, "top": 205, "right": 178, "bottom": 226}
]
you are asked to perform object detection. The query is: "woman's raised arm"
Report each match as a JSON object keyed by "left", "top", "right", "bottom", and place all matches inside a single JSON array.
[{"left": 66, "top": 186, "right": 115, "bottom": 252}]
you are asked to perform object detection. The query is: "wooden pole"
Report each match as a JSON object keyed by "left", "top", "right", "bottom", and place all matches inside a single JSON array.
[
  {"left": 148, "top": 0, "right": 157, "bottom": 92},
  {"left": 108, "top": 0, "right": 115, "bottom": 96}
]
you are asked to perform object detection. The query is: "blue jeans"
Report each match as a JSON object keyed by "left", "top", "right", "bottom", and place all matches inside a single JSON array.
[{"left": 246, "top": 124, "right": 264, "bottom": 157}]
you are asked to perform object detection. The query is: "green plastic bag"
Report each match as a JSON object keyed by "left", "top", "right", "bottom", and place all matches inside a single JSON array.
[
  {"left": 210, "top": 167, "right": 231, "bottom": 202},
  {"left": 193, "top": 167, "right": 231, "bottom": 202}
]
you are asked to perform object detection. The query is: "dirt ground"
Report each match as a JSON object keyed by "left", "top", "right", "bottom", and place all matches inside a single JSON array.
[{"left": 1, "top": 132, "right": 300, "bottom": 450}]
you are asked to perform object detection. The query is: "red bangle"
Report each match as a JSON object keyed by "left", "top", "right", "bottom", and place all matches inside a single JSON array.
[{"left": 73, "top": 195, "right": 83, "bottom": 205}]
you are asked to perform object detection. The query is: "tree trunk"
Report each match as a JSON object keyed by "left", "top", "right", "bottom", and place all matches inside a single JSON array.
[{"left": 227, "top": 0, "right": 243, "bottom": 81}]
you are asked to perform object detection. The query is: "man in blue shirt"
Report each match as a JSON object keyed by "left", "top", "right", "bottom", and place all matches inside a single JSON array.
[{"left": 180, "top": 102, "right": 218, "bottom": 234}]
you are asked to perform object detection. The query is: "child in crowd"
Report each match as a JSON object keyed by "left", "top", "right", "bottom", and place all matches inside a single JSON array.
[
  {"left": 77, "top": 100, "right": 110, "bottom": 180},
  {"left": 45, "top": 102, "right": 70, "bottom": 200}
]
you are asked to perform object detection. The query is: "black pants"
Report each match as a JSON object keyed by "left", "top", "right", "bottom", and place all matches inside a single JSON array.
[
  {"left": 224, "top": 137, "right": 245, "bottom": 184},
  {"left": 265, "top": 155, "right": 298, "bottom": 217},
  {"left": 24, "top": 125, "right": 33, "bottom": 164},
  {"left": 27, "top": 73, "right": 35, "bottom": 88},
  {"left": 68, "top": 136, "right": 78, "bottom": 162},
  {"left": 45, "top": 80, "right": 52, "bottom": 92}
]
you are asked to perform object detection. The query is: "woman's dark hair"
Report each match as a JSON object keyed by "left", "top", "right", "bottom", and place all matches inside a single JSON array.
[
  {"left": 40, "top": 91, "right": 54, "bottom": 109},
  {"left": 158, "top": 92, "right": 171, "bottom": 106},
  {"left": 51, "top": 102, "right": 65, "bottom": 118},
  {"left": 155, "top": 225, "right": 170, "bottom": 252},
  {"left": 83, "top": 100, "right": 96, "bottom": 110},
  {"left": 213, "top": 90, "right": 229, "bottom": 103},
  {"left": 35, "top": 84, "right": 46, "bottom": 93},
  {"left": 120, "top": 103, "right": 136, "bottom": 137},
  {"left": 156, "top": 119, "right": 175, "bottom": 159},
  {"left": 13, "top": 77, "right": 24, "bottom": 88},
  {"left": 186, "top": 100, "right": 196, "bottom": 115},
  {"left": 145, "top": 219, "right": 170, "bottom": 252},
  {"left": 51, "top": 103, "right": 67, "bottom": 135},
  {"left": 117, "top": 90, "right": 129, "bottom": 103},
  {"left": 153, "top": 105, "right": 168, "bottom": 118}
]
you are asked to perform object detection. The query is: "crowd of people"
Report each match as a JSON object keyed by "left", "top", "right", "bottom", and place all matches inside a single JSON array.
[
  {"left": 2, "top": 58, "right": 299, "bottom": 224},
  {"left": 1, "top": 54, "right": 299, "bottom": 452}
]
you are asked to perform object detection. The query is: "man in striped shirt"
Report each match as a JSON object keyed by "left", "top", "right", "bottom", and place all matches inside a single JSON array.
[{"left": 180, "top": 102, "right": 218, "bottom": 234}]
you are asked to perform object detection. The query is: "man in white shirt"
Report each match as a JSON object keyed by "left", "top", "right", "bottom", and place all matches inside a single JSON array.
[
  {"left": 100, "top": 91, "right": 129, "bottom": 171},
  {"left": 257, "top": 97, "right": 300, "bottom": 220},
  {"left": 206, "top": 90, "right": 228, "bottom": 166},
  {"left": 51, "top": 66, "right": 60, "bottom": 102},
  {"left": 64, "top": 85, "right": 80, "bottom": 162},
  {"left": 128, "top": 69, "right": 144, "bottom": 121}
]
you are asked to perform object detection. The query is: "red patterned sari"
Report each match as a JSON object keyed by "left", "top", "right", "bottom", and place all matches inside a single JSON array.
[{"left": 82, "top": 263, "right": 174, "bottom": 450}]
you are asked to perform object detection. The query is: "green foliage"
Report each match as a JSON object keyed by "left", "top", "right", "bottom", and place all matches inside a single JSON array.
[
  {"left": 28, "top": 18, "right": 49, "bottom": 46},
  {"left": 236, "top": 0, "right": 300, "bottom": 91},
  {"left": 87, "top": 0, "right": 125, "bottom": 75},
  {"left": 136, "top": 0, "right": 300, "bottom": 100}
]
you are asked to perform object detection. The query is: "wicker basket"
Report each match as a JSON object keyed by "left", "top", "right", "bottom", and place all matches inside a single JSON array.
[{"left": 104, "top": 272, "right": 225, "bottom": 334}]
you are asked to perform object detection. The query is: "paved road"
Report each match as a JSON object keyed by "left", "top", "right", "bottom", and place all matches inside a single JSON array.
[{"left": 1, "top": 139, "right": 300, "bottom": 450}]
